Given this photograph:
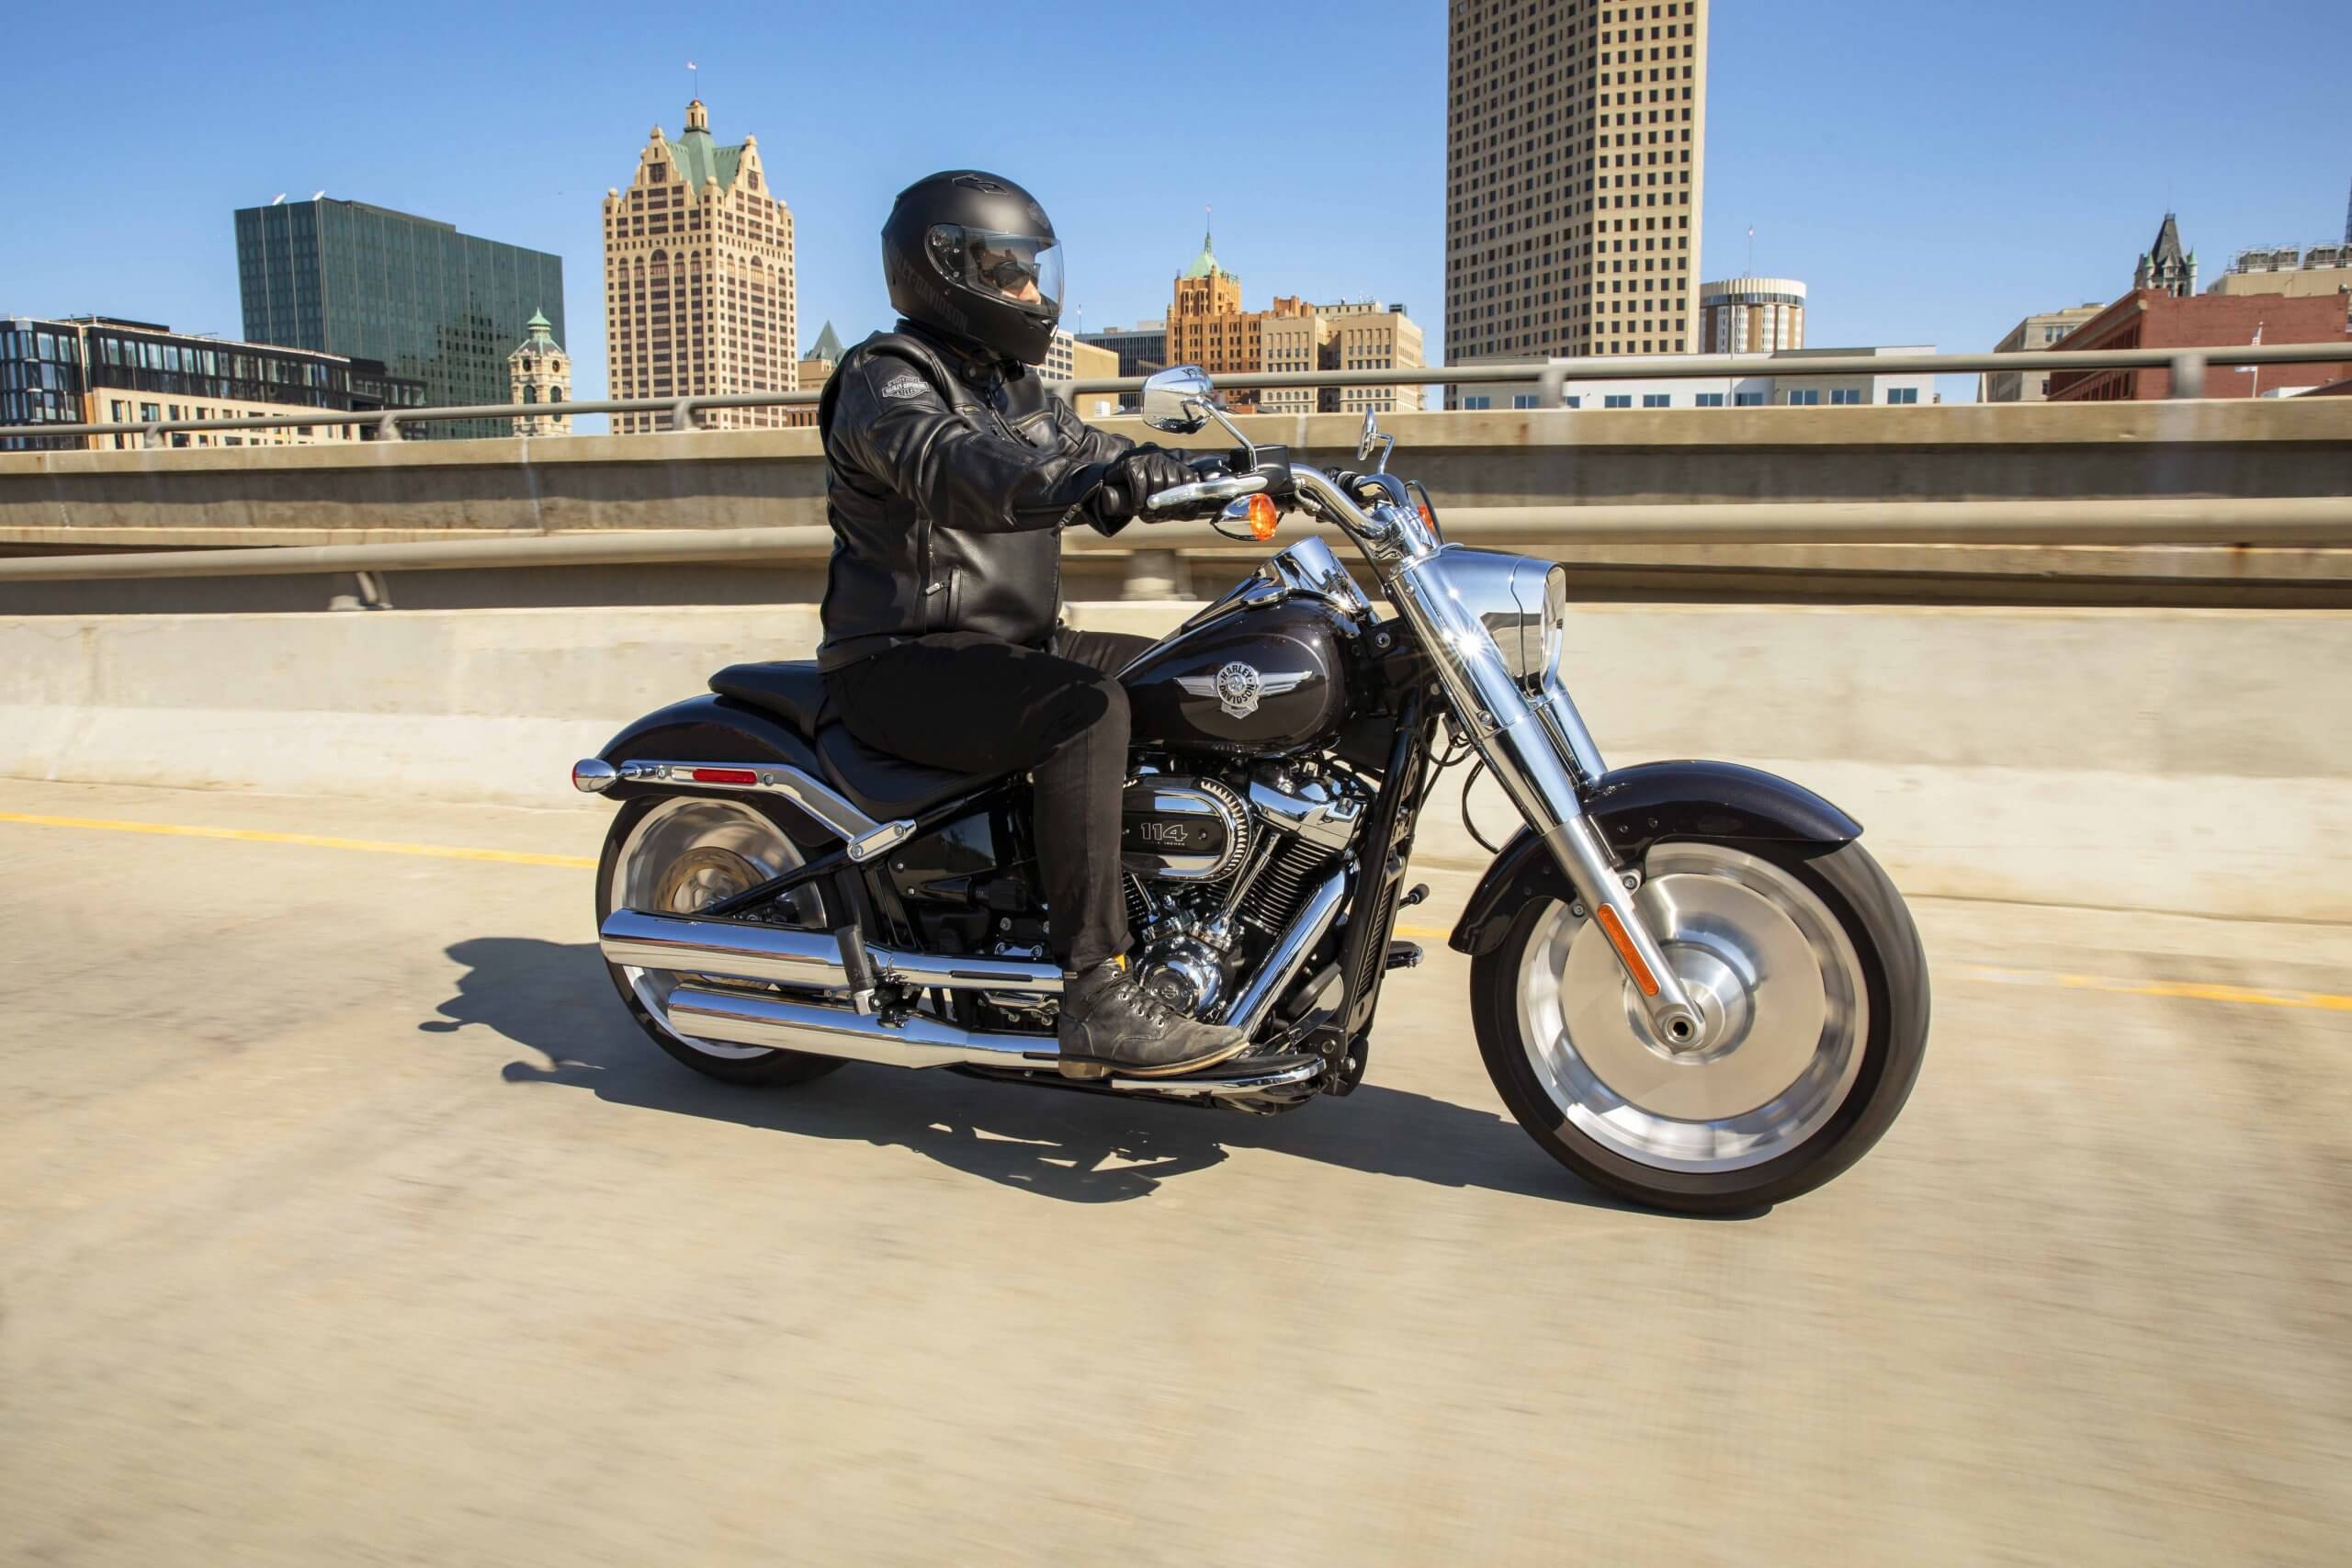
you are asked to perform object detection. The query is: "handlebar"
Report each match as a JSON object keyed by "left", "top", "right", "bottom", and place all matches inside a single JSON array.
[
  {"left": 1140, "top": 460, "right": 1437, "bottom": 565},
  {"left": 1140, "top": 471, "right": 1271, "bottom": 515}
]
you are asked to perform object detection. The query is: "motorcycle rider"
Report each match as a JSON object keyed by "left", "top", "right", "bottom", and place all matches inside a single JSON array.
[{"left": 816, "top": 169, "right": 1250, "bottom": 1079}]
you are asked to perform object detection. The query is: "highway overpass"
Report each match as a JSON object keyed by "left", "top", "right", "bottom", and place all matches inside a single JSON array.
[{"left": 1, "top": 388, "right": 2347, "bottom": 1563}]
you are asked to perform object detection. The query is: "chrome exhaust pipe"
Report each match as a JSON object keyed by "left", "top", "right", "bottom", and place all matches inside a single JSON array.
[
  {"left": 599, "top": 908, "right": 1062, "bottom": 994},
  {"left": 662, "top": 985, "right": 1323, "bottom": 1097},
  {"left": 663, "top": 986, "right": 1062, "bottom": 1071}
]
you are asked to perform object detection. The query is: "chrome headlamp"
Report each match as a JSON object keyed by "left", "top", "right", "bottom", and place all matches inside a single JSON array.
[{"left": 1431, "top": 549, "right": 1570, "bottom": 688}]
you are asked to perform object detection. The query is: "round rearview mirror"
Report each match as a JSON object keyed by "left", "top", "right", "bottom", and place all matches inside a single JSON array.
[{"left": 1141, "top": 366, "right": 1216, "bottom": 434}]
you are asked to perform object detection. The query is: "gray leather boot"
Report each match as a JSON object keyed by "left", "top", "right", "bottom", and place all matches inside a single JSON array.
[{"left": 1057, "top": 960, "right": 1250, "bottom": 1078}]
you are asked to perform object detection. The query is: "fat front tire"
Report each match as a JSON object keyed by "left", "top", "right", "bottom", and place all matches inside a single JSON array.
[
  {"left": 1470, "top": 837, "right": 1928, "bottom": 1213},
  {"left": 595, "top": 792, "right": 847, "bottom": 1087}
]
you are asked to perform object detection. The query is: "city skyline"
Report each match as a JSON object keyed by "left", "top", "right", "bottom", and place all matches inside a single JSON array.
[{"left": 0, "top": 0, "right": 2344, "bottom": 413}]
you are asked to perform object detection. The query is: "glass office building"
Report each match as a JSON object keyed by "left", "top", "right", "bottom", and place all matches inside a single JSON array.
[
  {"left": 234, "top": 197, "right": 564, "bottom": 438},
  {"left": 1, "top": 315, "right": 426, "bottom": 451},
  {"left": 0, "top": 319, "right": 88, "bottom": 449}
]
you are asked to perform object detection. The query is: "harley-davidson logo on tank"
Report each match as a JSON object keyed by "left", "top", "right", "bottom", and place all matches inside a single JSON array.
[
  {"left": 1121, "top": 604, "right": 1356, "bottom": 757},
  {"left": 1181, "top": 660, "right": 1309, "bottom": 718}
]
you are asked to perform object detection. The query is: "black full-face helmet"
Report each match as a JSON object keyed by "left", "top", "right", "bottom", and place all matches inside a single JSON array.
[{"left": 882, "top": 170, "right": 1063, "bottom": 366}]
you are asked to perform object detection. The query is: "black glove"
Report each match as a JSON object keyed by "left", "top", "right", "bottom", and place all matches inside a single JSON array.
[{"left": 1091, "top": 445, "right": 1198, "bottom": 525}]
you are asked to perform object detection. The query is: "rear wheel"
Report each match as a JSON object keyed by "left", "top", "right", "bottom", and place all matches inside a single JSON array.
[
  {"left": 595, "top": 793, "right": 846, "bottom": 1086},
  {"left": 1470, "top": 838, "right": 1928, "bottom": 1213}
]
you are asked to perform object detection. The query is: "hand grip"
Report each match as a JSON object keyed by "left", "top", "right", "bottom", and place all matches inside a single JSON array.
[{"left": 1142, "top": 471, "right": 1271, "bottom": 517}]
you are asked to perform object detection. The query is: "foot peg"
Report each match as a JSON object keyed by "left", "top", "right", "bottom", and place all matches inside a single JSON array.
[
  {"left": 1398, "top": 882, "right": 1430, "bottom": 908},
  {"left": 1385, "top": 941, "right": 1423, "bottom": 971}
]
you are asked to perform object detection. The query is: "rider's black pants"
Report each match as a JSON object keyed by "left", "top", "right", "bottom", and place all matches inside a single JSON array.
[{"left": 825, "top": 628, "right": 1154, "bottom": 974}]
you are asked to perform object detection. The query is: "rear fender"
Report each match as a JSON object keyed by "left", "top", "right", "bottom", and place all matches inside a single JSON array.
[
  {"left": 595, "top": 696, "right": 840, "bottom": 840},
  {"left": 599, "top": 695, "right": 821, "bottom": 777},
  {"left": 1448, "top": 760, "right": 1862, "bottom": 957}
]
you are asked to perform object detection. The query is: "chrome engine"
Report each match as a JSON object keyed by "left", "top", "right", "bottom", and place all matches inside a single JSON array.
[
  {"left": 1118, "top": 774, "right": 1251, "bottom": 882},
  {"left": 1123, "top": 763, "right": 1371, "bottom": 1021}
]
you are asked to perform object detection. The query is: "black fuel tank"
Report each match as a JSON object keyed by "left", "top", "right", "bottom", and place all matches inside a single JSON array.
[{"left": 1122, "top": 597, "right": 1352, "bottom": 756}]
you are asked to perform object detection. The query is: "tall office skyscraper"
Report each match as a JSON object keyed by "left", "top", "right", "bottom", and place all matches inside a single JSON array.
[
  {"left": 235, "top": 197, "right": 564, "bottom": 438},
  {"left": 1445, "top": 0, "right": 1709, "bottom": 384},
  {"left": 604, "top": 98, "right": 797, "bottom": 434}
]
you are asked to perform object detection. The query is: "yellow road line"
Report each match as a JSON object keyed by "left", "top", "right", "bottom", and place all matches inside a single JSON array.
[
  {"left": 6, "top": 811, "right": 2347, "bottom": 1017},
  {"left": 1960, "top": 964, "right": 2352, "bottom": 1015},
  {"left": 0, "top": 811, "right": 597, "bottom": 870}
]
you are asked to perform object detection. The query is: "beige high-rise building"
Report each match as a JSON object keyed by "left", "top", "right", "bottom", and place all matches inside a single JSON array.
[
  {"left": 1261, "top": 300, "right": 1425, "bottom": 415},
  {"left": 603, "top": 98, "right": 796, "bottom": 434},
  {"left": 1445, "top": 0, "right": 1709, "bottom": 398},
  {"left": 508, "top": 311, "right": 572, "bottom": 436},
  {"left": 1330, "top": 301, "right": 1425, "bottom": 414},
  {"left": 1258, "top": 311, "right": 1328, "bottom": 416}
]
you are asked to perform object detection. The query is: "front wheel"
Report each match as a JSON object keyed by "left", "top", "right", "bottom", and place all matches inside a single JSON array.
[{"left": 1470, "top": 838, "right": 1928, "bottom": 1213}]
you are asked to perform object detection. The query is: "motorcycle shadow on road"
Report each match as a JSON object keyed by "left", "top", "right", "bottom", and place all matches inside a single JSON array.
[{"left": 425, "top": 936, "right": 1746, "bottom": 1215}]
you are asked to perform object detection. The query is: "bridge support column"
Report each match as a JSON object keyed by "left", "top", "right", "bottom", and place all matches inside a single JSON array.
[{"left": 1123, "top": 548, "right": 1186, "bottom": 601}]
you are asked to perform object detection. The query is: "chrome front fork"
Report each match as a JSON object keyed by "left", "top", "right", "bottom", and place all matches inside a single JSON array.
[{"left": 1390, "top": 555, "right": 1709, "bottom": 1051}]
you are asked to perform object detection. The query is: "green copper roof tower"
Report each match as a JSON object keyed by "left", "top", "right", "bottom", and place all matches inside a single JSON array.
[{"left": 1182, "top": 209, "right": 1232, "bottom": 281}]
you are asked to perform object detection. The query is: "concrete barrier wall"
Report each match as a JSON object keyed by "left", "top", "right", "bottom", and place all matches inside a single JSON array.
[
  {"left": 3, "top": 601, "right": 2345, "bottom": 921},
  {"left": 6, "top": 399, "right": 2350, "bottom": 613}
]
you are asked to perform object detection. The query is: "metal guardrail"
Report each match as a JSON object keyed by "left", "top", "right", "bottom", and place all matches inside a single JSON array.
[
  {"left": 3, "top": 498, "right": 2346, "bottom": 584},
  {"left": 4, "top": 343, "right": 2345, "bottom": 446}
]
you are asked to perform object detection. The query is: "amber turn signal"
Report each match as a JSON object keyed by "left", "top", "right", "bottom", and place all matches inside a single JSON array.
[{"left": 1246, "top": 493, "right": 1280, "bottom": 541}]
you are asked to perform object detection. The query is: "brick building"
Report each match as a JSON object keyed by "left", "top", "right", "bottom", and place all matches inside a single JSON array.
[
  {"left": 2046, "top": 288, "right": 2352, "bottom": 401},
  {"left": 1164, "top": 228, "right": 1312, "bottom": 413}
]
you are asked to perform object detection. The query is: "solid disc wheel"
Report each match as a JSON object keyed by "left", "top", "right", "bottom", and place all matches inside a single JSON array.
[
  {"left": 1471, "top": 838, "right": 1928, "bottom": 1213},
  {"left": 595, "top": 793, "right": 846, "bottom": 1086}
]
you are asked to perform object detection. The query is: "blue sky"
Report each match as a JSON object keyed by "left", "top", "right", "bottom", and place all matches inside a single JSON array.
[{"left": 4, "top": 0, "right": 2343, "bottom": 406}]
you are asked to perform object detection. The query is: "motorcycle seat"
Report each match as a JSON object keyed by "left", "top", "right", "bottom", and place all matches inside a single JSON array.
[
  {"left": 709, "top": 660, "right": 830, "bottom": 734},
  {"left": 814, "top": 722, "right": 988, "bottom": 821}
]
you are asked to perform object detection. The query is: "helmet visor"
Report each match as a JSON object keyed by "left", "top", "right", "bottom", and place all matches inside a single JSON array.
[{"left": 928, "top": 224, "right": 1063, "bottom": 312}]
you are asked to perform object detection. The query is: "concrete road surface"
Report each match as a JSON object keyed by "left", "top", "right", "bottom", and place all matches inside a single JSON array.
[{"left": 2, "top": 778, "right": 2346, "bottom": 1565}]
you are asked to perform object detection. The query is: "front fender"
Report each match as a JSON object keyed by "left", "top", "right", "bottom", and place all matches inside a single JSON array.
[{"left": 1447, "top": 760, "right": 1862, "bottom": 957}]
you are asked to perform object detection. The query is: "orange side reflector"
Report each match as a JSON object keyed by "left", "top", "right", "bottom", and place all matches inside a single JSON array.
[
  {"left": 1593, "top": 906, "right": 1661, "bottom": 997},
  {"left": 1246, "top": 493, "right": 1280, "bottom": 541}
]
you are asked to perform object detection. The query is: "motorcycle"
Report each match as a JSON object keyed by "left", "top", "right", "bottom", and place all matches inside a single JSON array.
[{"left": 571, "top": 367, "right": 1928, "bottom": 1213}]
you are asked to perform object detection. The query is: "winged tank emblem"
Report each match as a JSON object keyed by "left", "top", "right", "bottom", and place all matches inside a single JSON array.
[{"left": 1177, "top": 660, "right": 1310, "bottom": 719}]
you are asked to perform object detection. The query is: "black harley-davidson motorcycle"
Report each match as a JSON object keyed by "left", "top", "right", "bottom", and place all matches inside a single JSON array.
[{"left": 571, "top": 367, "right": 1928, "bottom": 1213}]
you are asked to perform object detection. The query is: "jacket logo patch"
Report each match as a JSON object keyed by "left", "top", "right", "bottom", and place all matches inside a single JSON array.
[{"left": 879, "top": 375, "right": 928, "bottom": 400}]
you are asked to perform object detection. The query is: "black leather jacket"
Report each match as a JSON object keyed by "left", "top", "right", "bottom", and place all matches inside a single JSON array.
[{"left": 815, "top": 320, "right": 1136, "bottom": 670}]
